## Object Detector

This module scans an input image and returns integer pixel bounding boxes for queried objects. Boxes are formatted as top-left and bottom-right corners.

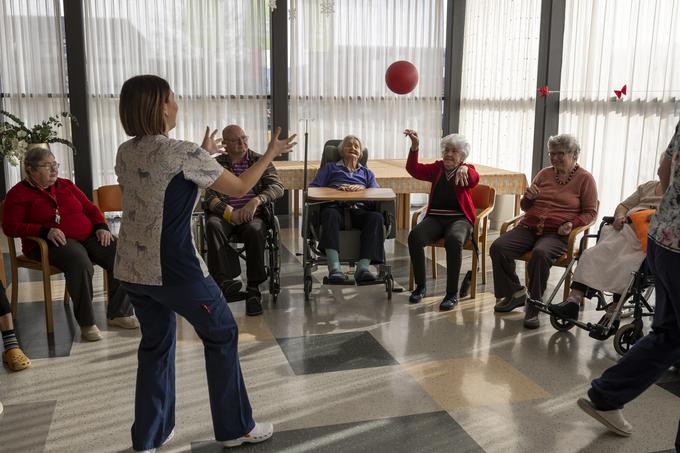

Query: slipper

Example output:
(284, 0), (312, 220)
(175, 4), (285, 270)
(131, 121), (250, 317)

(328, 270), (348, 283)
(3, 348), (32, 372)
(354, 268), (377, 283)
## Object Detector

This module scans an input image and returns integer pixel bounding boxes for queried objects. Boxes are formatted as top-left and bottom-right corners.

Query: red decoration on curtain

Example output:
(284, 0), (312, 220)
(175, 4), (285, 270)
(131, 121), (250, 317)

(538, 85), (550, 97)
(614, 84), (627, 99)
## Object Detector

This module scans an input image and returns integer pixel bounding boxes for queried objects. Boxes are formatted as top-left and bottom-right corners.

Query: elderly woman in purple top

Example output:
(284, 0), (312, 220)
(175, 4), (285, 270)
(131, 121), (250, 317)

(309, 135), (384, 283)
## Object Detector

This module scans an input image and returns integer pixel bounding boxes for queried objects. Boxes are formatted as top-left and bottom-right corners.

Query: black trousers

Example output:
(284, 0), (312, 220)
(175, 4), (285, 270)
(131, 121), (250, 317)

(27, 233), (132, 326)
(318, 205), (385, 263)
(205, 213), (267, 286)
(0, 284), (10, 317)
(408, 215), (472, 295)
(489, 225), (567, 300)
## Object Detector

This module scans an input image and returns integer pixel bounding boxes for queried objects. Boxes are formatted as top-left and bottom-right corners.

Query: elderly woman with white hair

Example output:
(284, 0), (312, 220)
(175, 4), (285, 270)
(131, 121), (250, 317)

(404, 129), (479, 311)
(490, 134), (598, 329)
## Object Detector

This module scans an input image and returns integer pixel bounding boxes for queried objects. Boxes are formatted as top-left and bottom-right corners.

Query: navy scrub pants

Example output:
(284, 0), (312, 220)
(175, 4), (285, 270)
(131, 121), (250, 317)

(589, 239), (680, 449)
(122, 276), (254, 451)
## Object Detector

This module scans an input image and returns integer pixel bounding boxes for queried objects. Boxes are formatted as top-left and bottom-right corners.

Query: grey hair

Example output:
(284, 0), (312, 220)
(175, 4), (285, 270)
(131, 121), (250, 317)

(338, 135), (364, 153)
(24, 147), (54, 173)
(440, 134), (470, 160)
(547, 134), (580, 158)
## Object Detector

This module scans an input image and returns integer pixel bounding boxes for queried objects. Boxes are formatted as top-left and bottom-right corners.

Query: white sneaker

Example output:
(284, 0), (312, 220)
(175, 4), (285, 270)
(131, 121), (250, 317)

(223, 422), (274, 447)
(108, 316), (140, 329)
(134, 428), (175, 453)
(81, 325), (103, 342)
(577, 397), (632, 436)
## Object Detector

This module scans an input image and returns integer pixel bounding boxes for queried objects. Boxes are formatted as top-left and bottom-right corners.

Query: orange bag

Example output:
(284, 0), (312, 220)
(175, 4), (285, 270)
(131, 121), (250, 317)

(627, 209), (655, 254)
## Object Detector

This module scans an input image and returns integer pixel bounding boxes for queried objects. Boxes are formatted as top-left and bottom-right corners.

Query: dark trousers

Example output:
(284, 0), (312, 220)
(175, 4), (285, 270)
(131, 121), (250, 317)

(590, 239), (680, 450)
(122, 276), (254, 451)
(205, 214), (267, 286)
(319, 205), (385, 263)
(28, 234), (132, 326)
(489, 225), (568, 300)
(408, 215), (472, 294)
(0, 284), (10, 317)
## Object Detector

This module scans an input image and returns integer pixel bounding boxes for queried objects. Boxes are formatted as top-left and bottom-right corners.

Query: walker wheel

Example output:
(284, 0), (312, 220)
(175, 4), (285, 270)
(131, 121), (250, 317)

(550, 315), (575, 332)
(304, 276), (313, 300)
(385, 276), (394, 300)
(614, 323), (643, 356)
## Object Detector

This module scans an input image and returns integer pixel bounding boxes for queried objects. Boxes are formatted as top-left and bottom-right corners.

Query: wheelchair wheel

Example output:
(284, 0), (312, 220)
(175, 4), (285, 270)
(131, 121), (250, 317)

(385, 276), (393, 300)
(614, 323), (643, 356)
(550, 315), (575, 332)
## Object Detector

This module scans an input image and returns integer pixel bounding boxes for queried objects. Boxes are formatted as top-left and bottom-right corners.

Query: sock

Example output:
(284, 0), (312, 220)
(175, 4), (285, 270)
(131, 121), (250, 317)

(246, 283), (261, 295)
(513, 287), (527, 298)
(326, 249), (341, 273)
(357, 258), (371, 271)
(2, 329), (19, 352)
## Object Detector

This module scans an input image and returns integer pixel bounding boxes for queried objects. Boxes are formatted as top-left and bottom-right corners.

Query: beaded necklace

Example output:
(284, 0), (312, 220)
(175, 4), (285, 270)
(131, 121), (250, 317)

(554, 163), (579, 185)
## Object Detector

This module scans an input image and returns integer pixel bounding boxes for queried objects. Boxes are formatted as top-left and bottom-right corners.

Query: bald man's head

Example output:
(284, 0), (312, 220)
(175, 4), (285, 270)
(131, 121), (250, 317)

(222, 124), (249, 162)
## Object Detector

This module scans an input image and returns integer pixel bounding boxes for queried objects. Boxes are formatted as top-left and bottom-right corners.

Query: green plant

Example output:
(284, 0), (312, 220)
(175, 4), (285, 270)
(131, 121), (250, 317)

(0, 110), (77, 166)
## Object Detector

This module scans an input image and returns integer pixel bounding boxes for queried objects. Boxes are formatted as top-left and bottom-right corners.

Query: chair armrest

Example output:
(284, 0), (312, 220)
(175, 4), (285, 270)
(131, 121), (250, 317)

(411, 205), (427, 229)
(565, 223), (593, 260)
(500, 214), (525, 235)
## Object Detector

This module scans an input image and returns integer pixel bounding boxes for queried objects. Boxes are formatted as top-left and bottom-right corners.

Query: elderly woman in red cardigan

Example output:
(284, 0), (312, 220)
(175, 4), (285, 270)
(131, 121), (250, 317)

(2, 147), (137, 341)
(405, 129), (479, 311)
(490, 134), (598, 329)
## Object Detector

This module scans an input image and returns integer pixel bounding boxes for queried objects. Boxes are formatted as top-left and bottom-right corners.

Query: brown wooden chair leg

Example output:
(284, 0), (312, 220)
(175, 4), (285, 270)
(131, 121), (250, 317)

(431, 246), (437, 279)
(42, 272), (54, 334)
(481, 218), (488, 284)
(471, 251), (478, 299)
(10, 262), (19, 320)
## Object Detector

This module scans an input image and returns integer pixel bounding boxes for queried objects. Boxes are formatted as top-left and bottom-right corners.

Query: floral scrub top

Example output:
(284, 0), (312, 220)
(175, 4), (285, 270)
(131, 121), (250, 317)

(649, 120), (680, 253)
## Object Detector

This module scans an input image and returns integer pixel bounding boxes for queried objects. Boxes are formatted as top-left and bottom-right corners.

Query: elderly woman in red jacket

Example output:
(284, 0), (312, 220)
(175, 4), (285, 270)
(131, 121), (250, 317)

(2, 147), (137, 341)
(405, 129), (479, 311)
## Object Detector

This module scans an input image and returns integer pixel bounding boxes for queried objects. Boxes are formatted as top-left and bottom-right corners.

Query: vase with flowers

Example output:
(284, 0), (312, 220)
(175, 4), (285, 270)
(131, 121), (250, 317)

(0, 110), (77, 166)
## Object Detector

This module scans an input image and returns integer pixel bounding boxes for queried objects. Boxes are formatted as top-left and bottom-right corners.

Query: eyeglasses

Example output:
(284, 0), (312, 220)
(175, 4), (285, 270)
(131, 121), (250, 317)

(225, 135), (249, 144)
(37, 162), (60, 170)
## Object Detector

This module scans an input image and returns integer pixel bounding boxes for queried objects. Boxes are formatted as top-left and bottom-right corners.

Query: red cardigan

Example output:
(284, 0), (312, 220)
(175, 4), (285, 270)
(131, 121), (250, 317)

(406, 150), (479, 224)
(3, 178), (107, 255)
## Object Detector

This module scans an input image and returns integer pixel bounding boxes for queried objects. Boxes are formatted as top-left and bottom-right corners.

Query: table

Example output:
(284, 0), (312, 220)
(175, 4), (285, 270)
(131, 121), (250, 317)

(307, 187), (397, 202)
(274, 159), (528, 228)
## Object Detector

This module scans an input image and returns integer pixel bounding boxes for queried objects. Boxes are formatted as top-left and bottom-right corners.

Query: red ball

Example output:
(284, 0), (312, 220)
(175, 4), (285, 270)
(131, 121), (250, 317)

(385, 60), (419, 95)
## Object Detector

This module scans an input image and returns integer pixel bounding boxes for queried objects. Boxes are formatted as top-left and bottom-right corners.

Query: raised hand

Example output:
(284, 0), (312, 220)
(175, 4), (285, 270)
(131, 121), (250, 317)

(404, 129), (419, 151)
(454, 165), (469, 186)
(201, 127), (223, 155)
(266, 127), (298, 158)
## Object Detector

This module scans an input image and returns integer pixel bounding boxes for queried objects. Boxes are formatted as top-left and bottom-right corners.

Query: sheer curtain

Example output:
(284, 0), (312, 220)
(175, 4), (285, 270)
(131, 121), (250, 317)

(560, 0), (680, 218)
(83, 0), (270, 187)
(0, 0), (74, 191)
(459, 0), (541, 179)
(288, 0), (447, 162)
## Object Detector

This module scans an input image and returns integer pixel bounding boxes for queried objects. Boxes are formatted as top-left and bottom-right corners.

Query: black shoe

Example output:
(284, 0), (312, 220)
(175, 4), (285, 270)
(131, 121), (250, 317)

(409, 285), (427, 304)
(245, 288), (263, 317)
(221, 280), (242, 298)
(355, 268), (377, 283)
(328, 270), (348, 283)
(523, 303), (540, 329)
(494, 292), (527, 313)
(548, 299), (580, 320)
(439, 294), (459, 311)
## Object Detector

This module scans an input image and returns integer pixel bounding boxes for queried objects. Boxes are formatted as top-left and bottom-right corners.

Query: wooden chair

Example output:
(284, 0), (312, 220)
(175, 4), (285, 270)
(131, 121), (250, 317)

(499, 202), (599, 301)
(1, 201), (70, 334)
(408, 184), (496, 299)
(92, 185), (122, 298)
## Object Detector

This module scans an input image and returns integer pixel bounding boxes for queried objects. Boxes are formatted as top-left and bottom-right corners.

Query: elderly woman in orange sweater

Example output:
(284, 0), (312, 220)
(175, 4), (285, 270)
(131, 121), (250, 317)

(490, 134), (598, 329)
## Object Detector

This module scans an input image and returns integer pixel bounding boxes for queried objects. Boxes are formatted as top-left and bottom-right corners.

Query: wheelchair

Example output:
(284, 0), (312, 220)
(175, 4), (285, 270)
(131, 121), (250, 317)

(194, 201), (281, 303)
(528, 216), (655, 355)
(301, 140), (397, 301)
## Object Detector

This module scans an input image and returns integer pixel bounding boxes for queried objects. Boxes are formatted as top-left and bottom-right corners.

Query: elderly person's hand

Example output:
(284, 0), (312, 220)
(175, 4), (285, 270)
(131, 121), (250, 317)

(612, 215), (626, 231)
(201, 127), (223, 155)
(557, 222), (573, 236)
(47, 228), (67, 247)
(96, 229), (114, 247)
(454, 166), (469, 186)
(524, 183), (540, 200)
(338, 184), (365, 192)
(238, 197), (260, 223)
(230, 209), (245, 225)
(404, 129), (419, 151)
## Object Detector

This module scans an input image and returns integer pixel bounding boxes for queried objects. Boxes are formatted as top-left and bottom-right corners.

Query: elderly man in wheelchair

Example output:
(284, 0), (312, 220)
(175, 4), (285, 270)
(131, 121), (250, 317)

(203, 124), (284, 316)
(308, 135), (387, 284)
(548, 177), (663, 340)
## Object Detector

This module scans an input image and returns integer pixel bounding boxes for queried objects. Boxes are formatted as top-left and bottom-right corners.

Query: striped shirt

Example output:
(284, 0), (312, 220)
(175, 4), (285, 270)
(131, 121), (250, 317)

(228, 157), (258, 210)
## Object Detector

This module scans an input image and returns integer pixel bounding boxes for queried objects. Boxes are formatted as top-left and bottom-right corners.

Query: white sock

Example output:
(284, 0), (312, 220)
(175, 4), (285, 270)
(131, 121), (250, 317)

(512, 287), (527, 298)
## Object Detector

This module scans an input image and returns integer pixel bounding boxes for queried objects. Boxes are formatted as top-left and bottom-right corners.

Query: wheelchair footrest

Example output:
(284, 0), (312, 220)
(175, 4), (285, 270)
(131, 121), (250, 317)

(322, 277), (356, 286)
